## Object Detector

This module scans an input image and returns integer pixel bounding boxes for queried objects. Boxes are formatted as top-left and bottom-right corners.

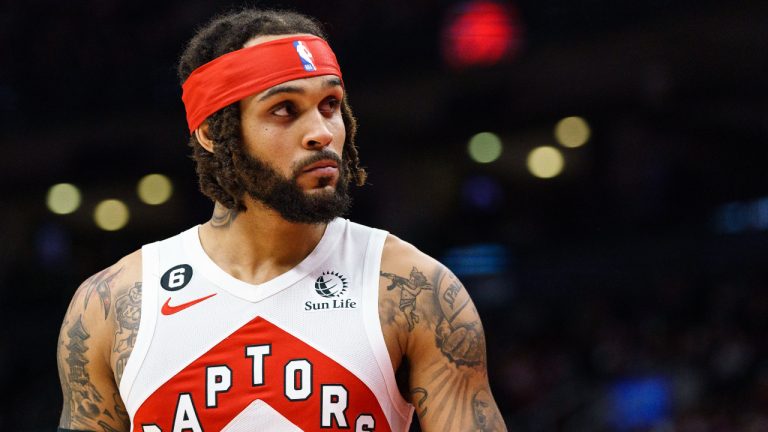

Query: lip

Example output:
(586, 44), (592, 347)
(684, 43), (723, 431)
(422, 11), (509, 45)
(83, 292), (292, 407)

(302, 159), (339, 173)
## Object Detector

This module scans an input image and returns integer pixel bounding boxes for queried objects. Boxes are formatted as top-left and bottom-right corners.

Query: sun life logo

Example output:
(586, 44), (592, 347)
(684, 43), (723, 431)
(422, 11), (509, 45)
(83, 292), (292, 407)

(314, 271), (348, 298)
(293, 40), (316, 72)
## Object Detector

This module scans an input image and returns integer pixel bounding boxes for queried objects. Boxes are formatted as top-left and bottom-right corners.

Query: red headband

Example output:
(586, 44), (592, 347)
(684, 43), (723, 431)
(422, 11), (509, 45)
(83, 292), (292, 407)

(181, 35), (343, 133)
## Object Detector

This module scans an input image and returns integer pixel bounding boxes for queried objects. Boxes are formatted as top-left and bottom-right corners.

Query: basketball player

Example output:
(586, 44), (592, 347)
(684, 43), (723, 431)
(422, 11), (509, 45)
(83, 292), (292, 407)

(56, 9), (505, 432)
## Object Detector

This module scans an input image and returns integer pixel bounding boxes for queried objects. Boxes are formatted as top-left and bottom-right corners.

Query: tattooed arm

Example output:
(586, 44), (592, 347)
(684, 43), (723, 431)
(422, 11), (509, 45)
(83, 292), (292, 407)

(380, 237), (506, 431)
(57, 250), (142, 431)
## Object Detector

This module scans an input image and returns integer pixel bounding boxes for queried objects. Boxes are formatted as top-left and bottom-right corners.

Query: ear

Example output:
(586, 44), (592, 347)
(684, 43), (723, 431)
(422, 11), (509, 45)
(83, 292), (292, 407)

(194, 122), (215, 153)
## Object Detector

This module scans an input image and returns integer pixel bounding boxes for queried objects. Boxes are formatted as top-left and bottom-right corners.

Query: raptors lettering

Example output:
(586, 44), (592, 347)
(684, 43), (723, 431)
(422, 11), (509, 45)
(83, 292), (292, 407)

(132, 317), (389, 431)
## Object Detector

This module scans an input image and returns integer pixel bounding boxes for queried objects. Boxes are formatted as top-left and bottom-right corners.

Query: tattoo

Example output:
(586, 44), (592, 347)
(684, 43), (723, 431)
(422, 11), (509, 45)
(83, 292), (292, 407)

(83, 267), (122, 320)
(442, 277), (462, 309)
(113, 282), (142, 383)
(211, 202), (238, 228)
(97, 420), (121, 432)
(410, 387), (429, 418)
(381, 266), (485, 367)
(410, 369), (474, 429)
(64, 316), (104, 421)
(382, 264), (504, 430)
(113, 392), (129, 424)
(58, 317), (73, 426)
(435, 318), (484, 367)
(60, 274), (135, 431)
(380, 267), (433, 330)
(433, 269), (485, 367)
(472, 389), (504, 431)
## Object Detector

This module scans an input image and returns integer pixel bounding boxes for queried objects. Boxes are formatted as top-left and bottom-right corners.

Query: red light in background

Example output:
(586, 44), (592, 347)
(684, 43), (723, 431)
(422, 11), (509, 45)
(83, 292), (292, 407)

(442, 0), (523, 68)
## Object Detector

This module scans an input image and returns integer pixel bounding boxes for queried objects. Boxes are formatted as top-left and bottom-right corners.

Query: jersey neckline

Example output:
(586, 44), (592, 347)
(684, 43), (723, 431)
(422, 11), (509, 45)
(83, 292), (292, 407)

(182, 218), (346, 302)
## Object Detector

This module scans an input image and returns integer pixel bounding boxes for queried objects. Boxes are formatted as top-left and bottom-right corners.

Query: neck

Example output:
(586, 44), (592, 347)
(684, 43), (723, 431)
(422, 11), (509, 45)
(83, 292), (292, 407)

(198, 200), (328, 285)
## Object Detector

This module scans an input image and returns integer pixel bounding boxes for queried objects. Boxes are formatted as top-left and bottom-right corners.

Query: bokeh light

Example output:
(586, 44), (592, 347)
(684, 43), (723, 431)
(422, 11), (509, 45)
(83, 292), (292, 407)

(442, 0), (523, 68)
(527, 146), (565, 178)
(442, 243), (511, 277)
(94, 199), (130, 231)
(555, 116), (591, 148)
(46, 183), (82, 215)
(137, 173), (173, 205)
(468, 132), (503, 163)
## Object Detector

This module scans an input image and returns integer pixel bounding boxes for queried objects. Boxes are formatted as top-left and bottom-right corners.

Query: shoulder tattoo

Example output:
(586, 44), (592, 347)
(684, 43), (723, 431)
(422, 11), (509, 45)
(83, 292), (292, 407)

(380, 266), (486, 368)
(82, 267), (123, 320)
(381, 267), (433, 330)
(113, 282), (142, 383)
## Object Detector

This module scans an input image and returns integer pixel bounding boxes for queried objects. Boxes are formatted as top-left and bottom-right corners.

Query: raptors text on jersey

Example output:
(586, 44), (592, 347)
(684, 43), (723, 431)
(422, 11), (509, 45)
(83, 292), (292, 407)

(133, 317), (386, 431)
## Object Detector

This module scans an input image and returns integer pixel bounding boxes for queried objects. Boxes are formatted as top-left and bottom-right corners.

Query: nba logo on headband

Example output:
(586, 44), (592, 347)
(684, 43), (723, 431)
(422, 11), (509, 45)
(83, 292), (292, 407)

(293, 41), (316, 72)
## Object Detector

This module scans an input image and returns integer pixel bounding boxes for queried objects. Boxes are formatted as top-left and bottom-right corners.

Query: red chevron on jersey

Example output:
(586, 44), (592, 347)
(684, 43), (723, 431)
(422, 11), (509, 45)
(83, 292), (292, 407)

(132, 316), (389, 431)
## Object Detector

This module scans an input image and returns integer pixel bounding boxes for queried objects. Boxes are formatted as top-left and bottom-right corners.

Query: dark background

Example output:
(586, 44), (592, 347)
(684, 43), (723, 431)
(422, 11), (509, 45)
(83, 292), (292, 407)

(2, 0), (768, 430)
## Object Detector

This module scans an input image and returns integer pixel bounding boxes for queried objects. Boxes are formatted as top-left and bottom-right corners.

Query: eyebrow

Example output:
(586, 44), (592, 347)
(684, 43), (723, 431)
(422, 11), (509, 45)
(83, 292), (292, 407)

(258, 77), (343, 102)
(323, 77), (343, 88)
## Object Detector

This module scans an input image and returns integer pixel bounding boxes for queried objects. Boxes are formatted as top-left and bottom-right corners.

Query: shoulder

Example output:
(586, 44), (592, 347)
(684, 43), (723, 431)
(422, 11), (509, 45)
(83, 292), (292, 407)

(379, 233), (443, 329)
(379, 234), (485, 364)
(379, 232), (452, 314)
(60, 249), (143, 355)
(65, 250), (142, 317)
(381, 233), (439, 273)
(66, 249), (143, 323)
(57, 249), (142, 429)
(58, 249), (144, 371)
(380, 233), (455, 301)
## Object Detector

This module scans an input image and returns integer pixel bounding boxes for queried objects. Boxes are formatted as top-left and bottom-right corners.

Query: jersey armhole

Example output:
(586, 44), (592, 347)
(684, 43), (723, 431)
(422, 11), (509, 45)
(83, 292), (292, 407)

(118, 241), (160, 418)
(361, 230), (415, 426)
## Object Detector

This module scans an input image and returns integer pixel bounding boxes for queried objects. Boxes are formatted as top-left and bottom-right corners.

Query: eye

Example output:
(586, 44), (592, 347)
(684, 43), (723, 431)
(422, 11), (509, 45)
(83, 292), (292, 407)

(271, 102), (297, 117)
(319, 97), (341, 115)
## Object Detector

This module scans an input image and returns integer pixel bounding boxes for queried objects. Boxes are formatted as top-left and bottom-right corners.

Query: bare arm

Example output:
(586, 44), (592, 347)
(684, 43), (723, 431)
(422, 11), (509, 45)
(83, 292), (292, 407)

(57, 252), (141, 431)
(380, 239), (506, 431)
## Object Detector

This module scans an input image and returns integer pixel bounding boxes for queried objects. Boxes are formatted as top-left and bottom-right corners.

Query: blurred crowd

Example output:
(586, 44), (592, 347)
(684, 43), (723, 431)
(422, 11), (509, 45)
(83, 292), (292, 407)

(481, 244), (768, 431)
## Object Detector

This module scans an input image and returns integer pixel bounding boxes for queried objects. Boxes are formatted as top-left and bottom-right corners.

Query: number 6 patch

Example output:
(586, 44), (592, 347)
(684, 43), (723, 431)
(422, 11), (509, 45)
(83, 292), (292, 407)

(161, 264), (194, 291)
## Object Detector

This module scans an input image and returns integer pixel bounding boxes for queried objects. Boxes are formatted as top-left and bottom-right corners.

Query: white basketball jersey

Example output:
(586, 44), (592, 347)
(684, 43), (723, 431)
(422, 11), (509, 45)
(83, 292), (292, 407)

(119, 218), (414, 431)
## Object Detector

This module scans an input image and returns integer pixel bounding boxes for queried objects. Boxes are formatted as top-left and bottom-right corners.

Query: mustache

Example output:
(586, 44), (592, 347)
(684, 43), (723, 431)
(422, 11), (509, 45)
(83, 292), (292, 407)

(292, 150), (343, 176)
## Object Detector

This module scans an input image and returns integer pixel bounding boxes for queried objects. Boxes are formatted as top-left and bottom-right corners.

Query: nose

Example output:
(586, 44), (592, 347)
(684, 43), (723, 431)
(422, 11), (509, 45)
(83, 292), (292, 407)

(302, 110), (334, 150)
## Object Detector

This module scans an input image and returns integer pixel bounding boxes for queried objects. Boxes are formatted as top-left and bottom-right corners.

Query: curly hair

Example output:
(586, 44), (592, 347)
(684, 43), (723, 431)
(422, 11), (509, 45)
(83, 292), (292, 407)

(178, 9), (366, 212)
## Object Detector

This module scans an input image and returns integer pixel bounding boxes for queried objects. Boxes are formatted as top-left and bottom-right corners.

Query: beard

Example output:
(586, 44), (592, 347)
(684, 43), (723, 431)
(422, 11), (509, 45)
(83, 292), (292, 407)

(234, 149), (351, 224)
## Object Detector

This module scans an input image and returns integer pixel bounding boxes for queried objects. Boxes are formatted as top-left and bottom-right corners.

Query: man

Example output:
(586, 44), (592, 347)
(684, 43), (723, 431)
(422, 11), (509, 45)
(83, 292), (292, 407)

(57, 9), (505, 432)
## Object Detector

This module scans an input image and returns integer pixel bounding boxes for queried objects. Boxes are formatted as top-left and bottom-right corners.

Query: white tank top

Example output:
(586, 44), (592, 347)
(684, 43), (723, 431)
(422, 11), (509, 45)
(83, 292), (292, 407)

(119, 218), (414, 431)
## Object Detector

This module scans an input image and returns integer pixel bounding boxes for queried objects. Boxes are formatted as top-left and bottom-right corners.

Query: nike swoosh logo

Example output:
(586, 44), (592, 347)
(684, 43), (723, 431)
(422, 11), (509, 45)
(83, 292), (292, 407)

(161, 293), (217, 315)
